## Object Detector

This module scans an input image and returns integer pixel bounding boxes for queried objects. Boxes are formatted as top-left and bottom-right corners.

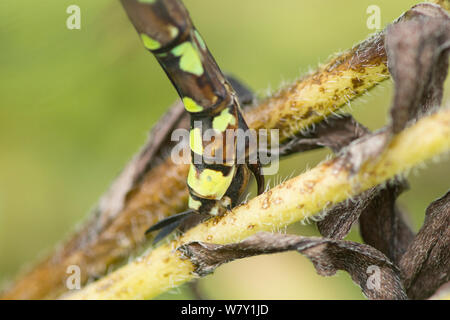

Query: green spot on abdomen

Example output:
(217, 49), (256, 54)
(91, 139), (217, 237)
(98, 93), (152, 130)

(168, 26), (179, 39)
(187, 164), (235, 200)
(171, 42), (204, 76)
(190, 128), (204, 154)
(140, 33), (161, 50)
(183, 97), (204, 113)
(212, 108), (236, 132)
(188, 196), (202, 211)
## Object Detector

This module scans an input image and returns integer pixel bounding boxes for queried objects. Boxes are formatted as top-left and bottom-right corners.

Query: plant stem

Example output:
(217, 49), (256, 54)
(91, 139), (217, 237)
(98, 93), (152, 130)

(66, 108), (450, 300)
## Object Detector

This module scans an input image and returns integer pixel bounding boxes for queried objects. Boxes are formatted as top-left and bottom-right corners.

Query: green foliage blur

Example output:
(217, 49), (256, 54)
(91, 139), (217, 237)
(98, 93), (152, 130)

(0, 0), (448, 299)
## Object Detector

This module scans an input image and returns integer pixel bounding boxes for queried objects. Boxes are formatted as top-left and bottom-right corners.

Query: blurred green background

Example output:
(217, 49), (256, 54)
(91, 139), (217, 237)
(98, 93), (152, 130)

(0, 0), (448, 299)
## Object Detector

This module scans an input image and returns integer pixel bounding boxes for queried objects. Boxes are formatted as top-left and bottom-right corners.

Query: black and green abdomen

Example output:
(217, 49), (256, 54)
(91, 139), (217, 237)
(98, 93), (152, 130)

(122, 0), (262, 217)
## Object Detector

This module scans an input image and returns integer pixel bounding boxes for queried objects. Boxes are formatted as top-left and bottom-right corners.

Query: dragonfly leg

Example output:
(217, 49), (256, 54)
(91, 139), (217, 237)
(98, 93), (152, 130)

(248, 162), (265, 196)
(152, 218), (187, 244)
(145, 210), (194, 235)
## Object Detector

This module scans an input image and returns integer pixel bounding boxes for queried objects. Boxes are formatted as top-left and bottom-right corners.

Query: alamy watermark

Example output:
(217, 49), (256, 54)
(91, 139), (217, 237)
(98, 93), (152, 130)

(366, 265), (381, 291)
(66, 5), (81, 30)
(366, 5), (381, 30)
(66, 265), (81, 290)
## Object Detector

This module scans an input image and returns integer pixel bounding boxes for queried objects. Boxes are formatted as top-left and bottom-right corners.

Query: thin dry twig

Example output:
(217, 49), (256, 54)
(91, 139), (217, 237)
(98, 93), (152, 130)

(179, 232), (408, 300)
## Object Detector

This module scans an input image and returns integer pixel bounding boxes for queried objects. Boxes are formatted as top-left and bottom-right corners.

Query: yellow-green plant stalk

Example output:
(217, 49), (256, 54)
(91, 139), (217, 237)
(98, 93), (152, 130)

(431, 0), (450, 11)
(66, 108), (450, 300)
(246, 34), (388, 143)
